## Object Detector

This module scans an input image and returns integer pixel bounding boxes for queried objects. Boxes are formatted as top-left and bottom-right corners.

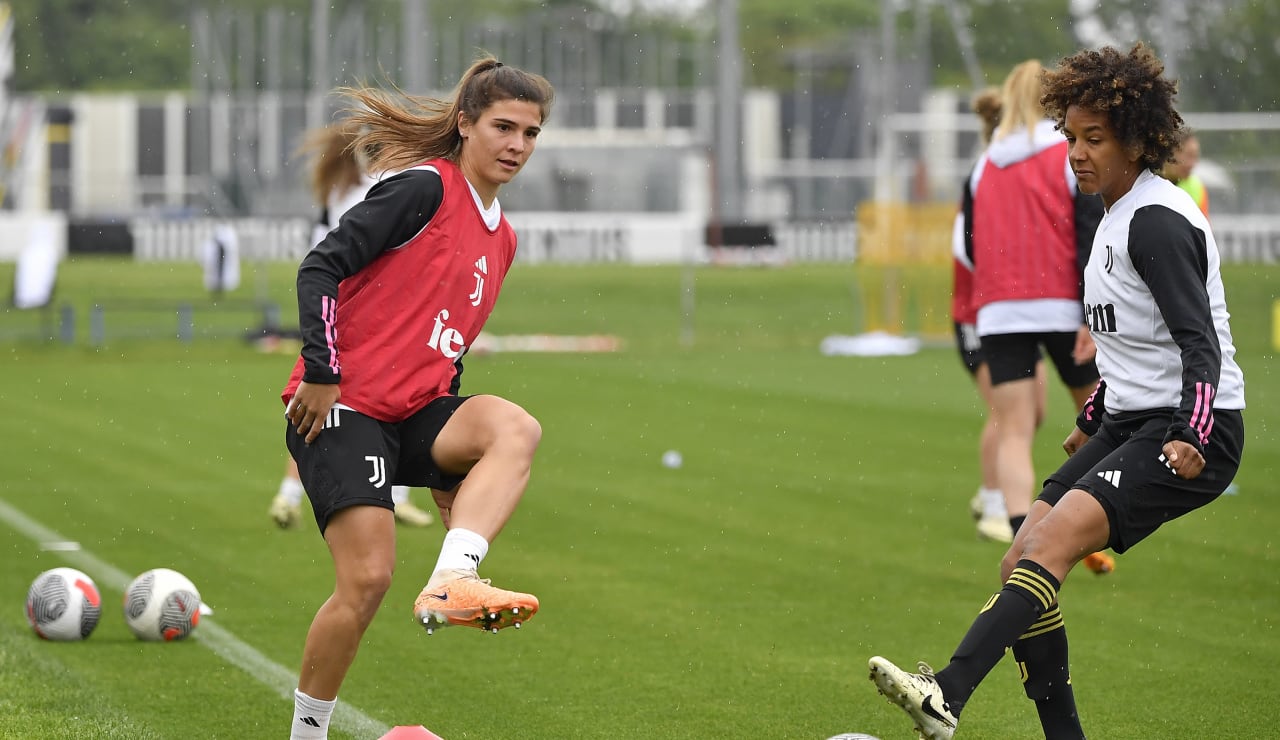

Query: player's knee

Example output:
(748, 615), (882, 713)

(999, 549), (1021, 582)
(342, 563), (394, 617)
(498, 405), (542, 456)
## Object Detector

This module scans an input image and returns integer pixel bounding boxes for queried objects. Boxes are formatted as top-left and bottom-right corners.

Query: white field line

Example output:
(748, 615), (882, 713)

(0, 497), (390, 739)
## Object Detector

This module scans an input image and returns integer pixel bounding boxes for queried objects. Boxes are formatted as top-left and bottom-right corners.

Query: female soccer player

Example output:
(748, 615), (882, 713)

(868, 42), (1246, 740)
(280, 57), (554, 740)
(951, 85), (1048, 544)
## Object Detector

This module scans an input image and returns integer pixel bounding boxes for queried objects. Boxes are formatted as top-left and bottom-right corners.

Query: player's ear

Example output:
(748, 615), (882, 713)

(1124, 141), (1144, 165)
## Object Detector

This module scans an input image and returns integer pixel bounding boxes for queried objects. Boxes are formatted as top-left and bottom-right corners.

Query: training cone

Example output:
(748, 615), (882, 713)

(379, 726), (444, 740)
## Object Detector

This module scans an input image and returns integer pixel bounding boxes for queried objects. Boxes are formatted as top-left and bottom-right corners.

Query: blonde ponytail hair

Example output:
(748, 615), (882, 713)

(995, 59), (1047, 142)
(295, 120), (366, 206)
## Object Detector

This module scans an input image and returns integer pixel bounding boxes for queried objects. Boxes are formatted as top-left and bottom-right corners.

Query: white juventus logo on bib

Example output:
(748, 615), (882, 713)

(469, 256), (488, 307)
(365, 456), (387, 488)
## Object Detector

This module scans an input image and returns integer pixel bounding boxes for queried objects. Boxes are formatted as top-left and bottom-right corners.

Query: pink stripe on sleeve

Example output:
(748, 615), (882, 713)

(322, 296), (340, 373)
(1191, 382), (1215, 445)
(1189, 382), (1205, 430)
(1197, 384), (1215, 444)
(1083, 383), (1100, 421)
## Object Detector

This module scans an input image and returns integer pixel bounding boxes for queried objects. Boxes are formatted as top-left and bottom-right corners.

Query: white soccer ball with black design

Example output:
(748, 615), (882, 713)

(25, 567), (102, 641)
(123, 568), (202, 642)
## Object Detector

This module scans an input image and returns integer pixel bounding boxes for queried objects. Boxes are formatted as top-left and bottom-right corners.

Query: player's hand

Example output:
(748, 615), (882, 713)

(431, 485), (459, 530)
(1063, 426), (1090, 456)
(286, 381), (341, 444)
(1162, 440), (1206, 480)
(1072, 326), (1097, 364)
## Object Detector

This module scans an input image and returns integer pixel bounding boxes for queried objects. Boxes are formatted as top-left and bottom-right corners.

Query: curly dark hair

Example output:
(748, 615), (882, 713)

(1040, 42), (1183, 172)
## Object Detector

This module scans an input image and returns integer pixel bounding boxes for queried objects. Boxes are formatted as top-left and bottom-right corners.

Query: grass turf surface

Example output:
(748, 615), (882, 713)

(0, 258), (1277, 739)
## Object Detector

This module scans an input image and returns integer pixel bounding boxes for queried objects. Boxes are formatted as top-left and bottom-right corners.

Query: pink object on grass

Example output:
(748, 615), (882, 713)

(378, 726), (445, 740)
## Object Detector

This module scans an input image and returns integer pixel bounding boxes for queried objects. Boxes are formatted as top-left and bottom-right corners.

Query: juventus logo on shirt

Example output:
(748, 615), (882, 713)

(1104, 244), (1114, 273)
(469, 256), (488, 307)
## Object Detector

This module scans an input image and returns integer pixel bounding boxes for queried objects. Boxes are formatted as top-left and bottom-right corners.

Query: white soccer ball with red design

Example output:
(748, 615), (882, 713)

(123, 568), (202, 642)
(25, 567), (102, 641)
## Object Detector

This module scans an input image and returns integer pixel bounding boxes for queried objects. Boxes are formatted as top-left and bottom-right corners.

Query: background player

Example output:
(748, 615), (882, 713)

(952, 85), (1048, 543)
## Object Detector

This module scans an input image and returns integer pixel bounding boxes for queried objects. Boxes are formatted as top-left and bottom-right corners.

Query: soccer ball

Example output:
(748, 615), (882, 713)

(25, 567), (102, 641)
(123, 568), (202, 642)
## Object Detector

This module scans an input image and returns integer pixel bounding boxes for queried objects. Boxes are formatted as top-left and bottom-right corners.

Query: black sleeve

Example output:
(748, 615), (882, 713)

(1075, 379), (1107, 435)
(1072, 187), (1103, 296)
(961, 179), (976, 267)
(297, 168), (445, 384)
(1128, 204), (1219, 454)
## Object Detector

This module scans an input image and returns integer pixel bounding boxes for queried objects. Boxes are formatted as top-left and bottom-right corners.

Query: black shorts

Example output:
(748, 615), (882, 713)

(981, 331), (1099, 388)
(954, 322), (983, 376)
(285, 395), (471, 533)
(1037, 408), (1244, 553)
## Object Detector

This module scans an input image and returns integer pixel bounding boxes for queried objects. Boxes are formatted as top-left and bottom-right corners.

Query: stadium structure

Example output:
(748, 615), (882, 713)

(2, 1), (1280, 336)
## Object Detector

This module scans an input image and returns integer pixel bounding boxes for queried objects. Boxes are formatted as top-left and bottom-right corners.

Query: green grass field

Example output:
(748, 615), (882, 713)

(1, 258), (1277, 739)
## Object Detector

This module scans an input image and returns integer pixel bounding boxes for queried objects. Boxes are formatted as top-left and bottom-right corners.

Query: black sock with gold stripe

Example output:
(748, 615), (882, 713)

(934, 559), (1061, 715)
(1014, 606), (1084, 740)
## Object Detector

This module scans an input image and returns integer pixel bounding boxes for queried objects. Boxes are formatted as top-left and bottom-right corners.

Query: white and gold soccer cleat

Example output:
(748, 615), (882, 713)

(393, 499), (435, 528)
(868, 656), (958, 740)
(268, 494), (301, 529)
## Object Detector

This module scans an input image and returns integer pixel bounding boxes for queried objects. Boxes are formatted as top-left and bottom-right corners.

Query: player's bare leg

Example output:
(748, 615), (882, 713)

(298, 505), (396, 698)
(989, 377), (1040, 523)
(971, 364), (1012, 541)
(413, 395), (542, 634)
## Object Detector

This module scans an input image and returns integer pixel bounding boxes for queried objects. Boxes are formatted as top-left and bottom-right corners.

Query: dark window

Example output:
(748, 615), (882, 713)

(137, 105), (165, 176)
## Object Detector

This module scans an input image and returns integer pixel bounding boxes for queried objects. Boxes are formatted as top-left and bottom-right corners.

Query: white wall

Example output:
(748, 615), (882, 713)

(71, 94), (136, 213)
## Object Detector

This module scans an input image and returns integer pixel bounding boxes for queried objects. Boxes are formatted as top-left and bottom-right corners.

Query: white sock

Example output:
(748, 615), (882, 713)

(432, 527), (489, 576)
(979, 486), (1007, 518)
(278, 476), (305, 506)
(391, 485), (410, 506)
(290, 689), (335, 740)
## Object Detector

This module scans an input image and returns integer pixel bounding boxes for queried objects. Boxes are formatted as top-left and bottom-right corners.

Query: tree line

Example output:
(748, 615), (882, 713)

(12, 0), (1278, 111)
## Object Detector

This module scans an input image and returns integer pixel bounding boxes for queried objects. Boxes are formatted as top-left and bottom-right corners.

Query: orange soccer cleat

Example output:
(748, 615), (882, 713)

(413, 569), (539, 635)
(1082, 551), (1115, 575)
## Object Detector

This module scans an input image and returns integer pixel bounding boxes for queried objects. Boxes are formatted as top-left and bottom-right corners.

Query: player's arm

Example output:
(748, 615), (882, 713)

(295, 169), (445, 386)
(961, 163), (983, 269)
(1074, 379), (1107, 435)
(1129, 205), (1220, 470)
(956, 179), (976, 269)
(1065, 379), (1106, 455)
